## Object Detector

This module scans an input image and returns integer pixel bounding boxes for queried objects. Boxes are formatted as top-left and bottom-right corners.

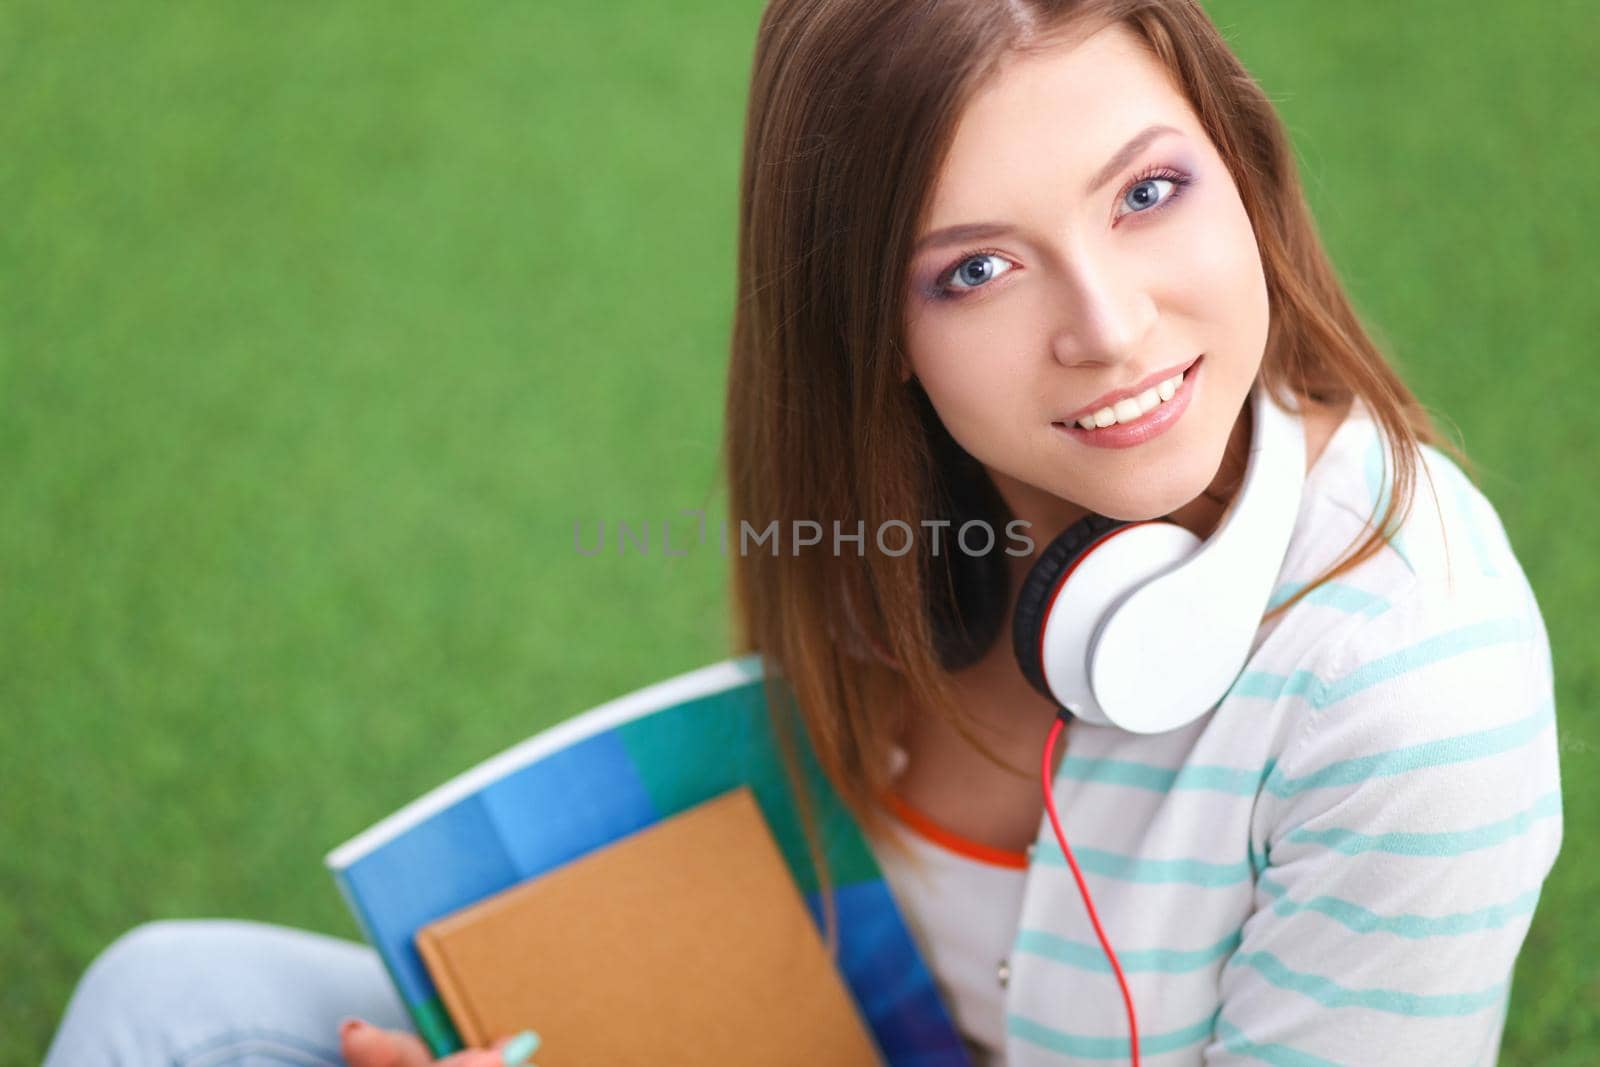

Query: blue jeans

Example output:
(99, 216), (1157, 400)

(43, 919), (418, 1066)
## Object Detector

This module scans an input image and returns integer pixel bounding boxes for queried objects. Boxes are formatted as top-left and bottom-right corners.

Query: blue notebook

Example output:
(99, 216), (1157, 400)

(323, 653), (974, 1064)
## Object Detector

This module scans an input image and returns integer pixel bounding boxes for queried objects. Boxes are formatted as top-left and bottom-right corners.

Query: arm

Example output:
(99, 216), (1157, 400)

(1204, 593), (1564, 1065)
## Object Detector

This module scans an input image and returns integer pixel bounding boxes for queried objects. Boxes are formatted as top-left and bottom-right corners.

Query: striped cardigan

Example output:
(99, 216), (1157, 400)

(998, 396), (1563, 1065)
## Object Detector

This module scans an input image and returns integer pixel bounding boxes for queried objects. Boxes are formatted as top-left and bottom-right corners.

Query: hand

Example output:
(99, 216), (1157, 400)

(339, 1017), (540, 1067)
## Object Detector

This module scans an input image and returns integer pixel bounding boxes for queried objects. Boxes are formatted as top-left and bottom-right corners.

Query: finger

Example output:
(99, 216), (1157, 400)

(339, 1017), (436, 1067)
(436, 1050), (510, 1066)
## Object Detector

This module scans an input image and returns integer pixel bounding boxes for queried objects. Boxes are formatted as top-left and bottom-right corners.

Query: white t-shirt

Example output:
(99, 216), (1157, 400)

(866, 766), (1029, 1067)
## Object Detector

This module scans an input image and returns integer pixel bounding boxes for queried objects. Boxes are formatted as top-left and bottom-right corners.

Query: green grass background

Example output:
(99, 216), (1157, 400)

(2, 2), (1594, 1063)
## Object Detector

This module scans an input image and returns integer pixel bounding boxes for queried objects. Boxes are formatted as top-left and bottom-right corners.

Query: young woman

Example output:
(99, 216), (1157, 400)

(720, 1), (1562, 1064)
(42, 2), (1562, 1065)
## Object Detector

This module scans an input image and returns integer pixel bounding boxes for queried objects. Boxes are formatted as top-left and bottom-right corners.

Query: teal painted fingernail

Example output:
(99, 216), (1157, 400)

(501, 1030), (540, 1066)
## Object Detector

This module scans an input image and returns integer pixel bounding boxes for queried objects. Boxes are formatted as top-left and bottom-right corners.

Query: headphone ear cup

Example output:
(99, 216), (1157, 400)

(1012, 513), (1129, 701)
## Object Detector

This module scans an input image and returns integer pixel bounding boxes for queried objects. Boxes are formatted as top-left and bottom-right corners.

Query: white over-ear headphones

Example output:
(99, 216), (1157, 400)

(1011, 379), (1306, 732)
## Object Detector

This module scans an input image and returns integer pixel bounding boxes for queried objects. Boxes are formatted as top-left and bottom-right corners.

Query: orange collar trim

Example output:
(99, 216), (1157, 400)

(880, 790), (1030, 870)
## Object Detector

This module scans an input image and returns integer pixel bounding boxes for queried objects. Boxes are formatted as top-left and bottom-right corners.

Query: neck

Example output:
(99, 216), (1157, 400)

(992, 395), (1254, 551)
(1161, 395), (1252, 541)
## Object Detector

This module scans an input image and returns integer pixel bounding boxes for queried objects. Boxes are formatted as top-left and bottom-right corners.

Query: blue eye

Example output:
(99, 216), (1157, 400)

(1115, 165), (1193, 220)
(1122, 177), (1175, 214)
(942, 252), (1014, 295)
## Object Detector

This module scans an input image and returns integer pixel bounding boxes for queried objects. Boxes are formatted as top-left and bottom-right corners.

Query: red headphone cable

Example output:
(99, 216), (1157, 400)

(1041, 709), (1141, 1066)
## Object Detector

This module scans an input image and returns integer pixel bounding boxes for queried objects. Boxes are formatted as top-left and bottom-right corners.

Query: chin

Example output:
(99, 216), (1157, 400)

(1076, 475), (1205, 524)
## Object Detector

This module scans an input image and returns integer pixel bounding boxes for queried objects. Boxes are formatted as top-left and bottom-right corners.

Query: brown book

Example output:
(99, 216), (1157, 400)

(414, 785), (886, 1066)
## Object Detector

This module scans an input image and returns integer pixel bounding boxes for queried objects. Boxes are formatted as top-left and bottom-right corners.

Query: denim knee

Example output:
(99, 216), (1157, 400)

(43, 917), (410, 1067)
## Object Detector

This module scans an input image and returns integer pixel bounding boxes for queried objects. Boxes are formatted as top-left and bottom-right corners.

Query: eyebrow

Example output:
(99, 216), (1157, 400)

(912, 123), (1185, 256)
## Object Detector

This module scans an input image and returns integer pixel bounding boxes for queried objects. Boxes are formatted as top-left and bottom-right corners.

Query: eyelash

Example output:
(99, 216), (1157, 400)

(928, 163), (1195, 302)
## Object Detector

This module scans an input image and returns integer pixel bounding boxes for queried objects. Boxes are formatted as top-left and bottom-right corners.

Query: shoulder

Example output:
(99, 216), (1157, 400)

(1304, 394), (1533, 609)
(1280, 570), (1554, 776)
(1273, 394), (1547, 659)
(1249, 543), (1563, 939)
(1259, 395), (1560, 818)
(1258, 530), (1558, 877)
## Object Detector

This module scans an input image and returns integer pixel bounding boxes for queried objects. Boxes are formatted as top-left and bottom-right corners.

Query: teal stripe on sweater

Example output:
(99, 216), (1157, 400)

(1013, 926), (1241, 974)
(1264, 693), (1555, 798)
(1213, 1015), (1342, 1066)
(1283, 790), (1561, 857)
(1258, 873), (1545, 937)
(1234, 614), (1532, 711)
(1033, 788), (1557, 889)
(1228, 668), (1328, 703)
(1226, 949), (1508, 1016)
(1055, 753), (1267, 795)
(1320, 615), (1532, 706)
(1007, 1005), (1218, 1059)
(1016, 877), (1544, 975)
(1032, 842), (1253, 887)
(1053, 682), (1550, 803)
(1266, 579), (1393, 617)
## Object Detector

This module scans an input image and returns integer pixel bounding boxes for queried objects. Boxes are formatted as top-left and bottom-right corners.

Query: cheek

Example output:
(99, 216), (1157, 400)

(906, 328), (1032, 451)
(912, 351), (994, 428)
(1168, 184), (1268, 325)
(905, 288), (1042, 397)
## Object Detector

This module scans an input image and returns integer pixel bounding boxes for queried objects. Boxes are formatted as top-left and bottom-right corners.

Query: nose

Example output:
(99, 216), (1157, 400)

(1046, 250), (1158, 369)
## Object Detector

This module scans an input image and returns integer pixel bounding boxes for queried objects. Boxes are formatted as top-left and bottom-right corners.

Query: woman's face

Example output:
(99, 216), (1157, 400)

(902, 22), (1268, 537)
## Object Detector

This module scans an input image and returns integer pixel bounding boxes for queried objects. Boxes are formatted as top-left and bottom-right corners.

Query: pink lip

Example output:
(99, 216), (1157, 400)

(1058, 355), (1202, 424)
(1052, 356), (1200, 450)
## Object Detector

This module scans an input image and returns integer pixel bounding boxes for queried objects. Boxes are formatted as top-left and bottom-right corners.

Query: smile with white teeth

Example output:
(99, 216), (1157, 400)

(1073, 369), (1186, 430)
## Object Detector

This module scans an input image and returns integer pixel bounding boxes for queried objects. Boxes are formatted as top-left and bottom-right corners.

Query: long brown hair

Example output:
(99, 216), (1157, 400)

(720, 0), (1466, 948)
